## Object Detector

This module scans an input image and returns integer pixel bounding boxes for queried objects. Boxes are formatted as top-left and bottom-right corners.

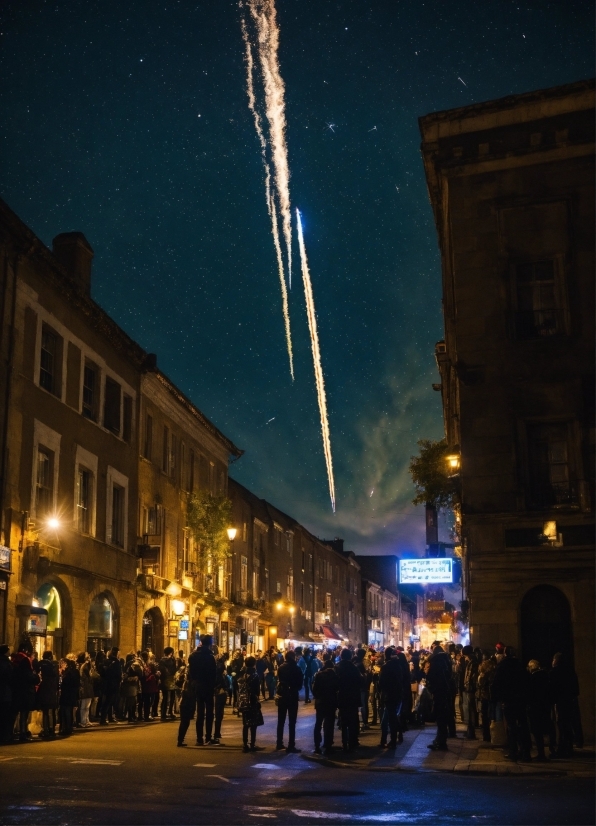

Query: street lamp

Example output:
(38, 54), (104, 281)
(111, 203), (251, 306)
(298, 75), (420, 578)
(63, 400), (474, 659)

(47, 517), (60, 530)
(227, 527), (237, 541)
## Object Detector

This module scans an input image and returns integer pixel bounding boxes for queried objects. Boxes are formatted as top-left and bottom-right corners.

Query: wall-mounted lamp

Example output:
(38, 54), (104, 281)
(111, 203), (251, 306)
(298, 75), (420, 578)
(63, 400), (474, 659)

(227, 527), (237, 541)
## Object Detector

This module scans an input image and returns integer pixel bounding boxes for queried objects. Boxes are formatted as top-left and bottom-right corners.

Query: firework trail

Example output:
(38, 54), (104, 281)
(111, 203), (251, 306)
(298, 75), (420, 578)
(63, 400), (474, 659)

(241, 17), (294, 379)
(245, 0), (293, 286)
(296, 209), (336, 513)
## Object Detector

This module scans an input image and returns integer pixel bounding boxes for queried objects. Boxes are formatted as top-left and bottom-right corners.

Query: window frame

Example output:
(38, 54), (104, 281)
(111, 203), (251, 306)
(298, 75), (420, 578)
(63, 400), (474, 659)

(74, 445), (98, 537)
(106, 466), (129, 550)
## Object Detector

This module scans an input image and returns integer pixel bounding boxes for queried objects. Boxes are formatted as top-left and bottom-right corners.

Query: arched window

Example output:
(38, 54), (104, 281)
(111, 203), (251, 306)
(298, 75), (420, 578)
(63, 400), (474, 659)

(34, 582), (64, 658)
(87, 593), (116, 655)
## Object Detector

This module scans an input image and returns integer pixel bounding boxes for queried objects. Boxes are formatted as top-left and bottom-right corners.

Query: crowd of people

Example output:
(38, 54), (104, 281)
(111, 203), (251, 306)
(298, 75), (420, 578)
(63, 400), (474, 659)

(0, 635), (584, 763)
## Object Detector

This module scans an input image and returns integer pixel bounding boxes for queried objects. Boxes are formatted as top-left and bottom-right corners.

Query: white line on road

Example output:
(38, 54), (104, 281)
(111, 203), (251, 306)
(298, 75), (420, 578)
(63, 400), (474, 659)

(251, 763), (281, 770)
(68, 759), (123, 765)
(193, 763), (217, 767)
(205, 774), (238, 784)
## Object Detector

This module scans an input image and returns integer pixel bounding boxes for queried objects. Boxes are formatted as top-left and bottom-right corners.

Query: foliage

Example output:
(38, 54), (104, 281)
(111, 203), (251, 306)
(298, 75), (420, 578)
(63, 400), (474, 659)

(408, 438), (458, 509)
(186, 490), (232, 567)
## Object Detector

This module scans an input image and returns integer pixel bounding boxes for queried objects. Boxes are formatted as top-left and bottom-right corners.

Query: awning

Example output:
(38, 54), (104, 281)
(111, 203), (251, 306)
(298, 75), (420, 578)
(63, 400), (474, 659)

(320, 624), (342, 641)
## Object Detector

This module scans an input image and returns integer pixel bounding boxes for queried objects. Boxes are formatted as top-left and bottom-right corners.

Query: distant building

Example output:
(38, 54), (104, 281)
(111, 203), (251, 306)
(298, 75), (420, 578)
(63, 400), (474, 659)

(354, 554), (416, 648)
(420, 79), (595, 738)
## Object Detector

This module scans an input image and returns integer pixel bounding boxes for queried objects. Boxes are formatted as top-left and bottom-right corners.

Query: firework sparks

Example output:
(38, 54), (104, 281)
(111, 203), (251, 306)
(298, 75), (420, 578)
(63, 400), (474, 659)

(241, 18), (294, 379)
(247, 0), (293, 287)
(296, 209), (336, 512)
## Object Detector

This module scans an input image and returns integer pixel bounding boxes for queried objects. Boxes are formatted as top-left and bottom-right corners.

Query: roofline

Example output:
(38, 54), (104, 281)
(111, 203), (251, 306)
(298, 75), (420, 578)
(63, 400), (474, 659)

(419, 78), (595, 137)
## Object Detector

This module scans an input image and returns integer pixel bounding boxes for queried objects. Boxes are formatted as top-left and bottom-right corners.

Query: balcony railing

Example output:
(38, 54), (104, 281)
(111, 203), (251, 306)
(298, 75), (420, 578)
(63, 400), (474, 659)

(514, 309), (565, 340)
(232, 590), (264, 610)
(529, 481), (579, 509)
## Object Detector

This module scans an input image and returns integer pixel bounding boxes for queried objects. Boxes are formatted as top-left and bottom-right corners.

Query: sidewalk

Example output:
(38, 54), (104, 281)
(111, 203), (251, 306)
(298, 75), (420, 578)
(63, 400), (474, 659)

(302, 718), (595, 778)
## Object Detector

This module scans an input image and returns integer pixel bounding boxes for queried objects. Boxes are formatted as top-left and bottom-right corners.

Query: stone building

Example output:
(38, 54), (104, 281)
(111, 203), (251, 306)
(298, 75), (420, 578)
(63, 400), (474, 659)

(228, 480), (364, 650)
(136, 368), (242, 658)
(419, 79), (595, 738)
(0, 199), (145, 656)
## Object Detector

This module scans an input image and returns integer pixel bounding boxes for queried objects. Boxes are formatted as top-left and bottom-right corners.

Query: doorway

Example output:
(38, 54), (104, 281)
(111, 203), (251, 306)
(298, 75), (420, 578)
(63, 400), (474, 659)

(142, 607), (164, 658)
(520, 584), (573, 668)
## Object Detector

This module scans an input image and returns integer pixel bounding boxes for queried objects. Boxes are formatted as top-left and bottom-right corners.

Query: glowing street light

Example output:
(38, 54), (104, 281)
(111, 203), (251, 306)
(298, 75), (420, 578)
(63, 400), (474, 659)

(226, 527), (237, 541)
(47, 517), (60, 530)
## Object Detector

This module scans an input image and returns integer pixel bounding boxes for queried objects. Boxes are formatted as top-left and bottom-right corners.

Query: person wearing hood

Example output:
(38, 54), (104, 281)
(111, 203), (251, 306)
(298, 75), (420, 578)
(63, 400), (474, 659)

(0, 645), (13, 744)
(378, 648), (403, 749)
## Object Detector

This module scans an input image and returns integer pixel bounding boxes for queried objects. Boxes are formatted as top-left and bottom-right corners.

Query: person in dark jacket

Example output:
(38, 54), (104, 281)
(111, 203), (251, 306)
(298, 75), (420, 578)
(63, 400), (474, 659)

(256, 653), (270, 700)
(526, 659), (551, 761)
(11, 642), (38, 742)
(395, 649), (412, 732)
(335, 648), (361, 752)
(158, 647), (177, 721)
(188, 635), (217, 744)
(100, 647), (122, 724)
(275, 650), (303, 752)
(122, 653), (143, 723)
(549, 652), (580, 758)
(491, 646), (531, 761)
(213, 652), (229, 744)
(311, 653), (339, 754)
(353, 648), (371, 730)
(378, 648), (403, 749)
(238, 656), (264, 752)
(462, 646), (478, 740)
(426, 641), (452, 751)
(59, 658), (80, 736)
(37, 651), (59, 738)
(0, 645), (13, 744)
(229, 650), (245, 714)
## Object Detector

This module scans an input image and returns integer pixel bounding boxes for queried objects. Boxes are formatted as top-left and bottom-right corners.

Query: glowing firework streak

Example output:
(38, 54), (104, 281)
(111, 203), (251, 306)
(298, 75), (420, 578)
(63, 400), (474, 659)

(241, 18), (294, 379)
(296, 209), (336, 512)
(247, 0), (293, 287)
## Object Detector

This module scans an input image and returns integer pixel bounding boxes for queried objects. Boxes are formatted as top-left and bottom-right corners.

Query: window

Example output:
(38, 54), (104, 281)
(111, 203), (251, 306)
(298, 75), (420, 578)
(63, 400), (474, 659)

(103, 377), (121, 434)
(309, 553), (313, 572)
(287, 569), (293, 601)
(240, 556), (248, 591)
(36, 447), (54, 518)
(82, 361), (99, 420)
(527, 423), (577, 508)
(123, 395), (132, 442)
(162, 426), (169, 473)
(242, 521), (247, 542)
(40, 326), (61, 395)
(180, 443), (186, 490)
(276, 581), (281, 595)
(145, 503), (162, 536)
(325, 593), (331, 616)
(252, 569), (259, 600)
(514, 260), (565, 339)
(264, 567), (269, 599)
(77, 467), (92, 534)
(170, 433), (177, 480)
(189, 449), (195, 492)
(274, 528), (280, 547)
(110, 484), (125, 547)
(144, 415), (153, 460)
(301, 551), (305, 572)
(300, 582), (304, 606)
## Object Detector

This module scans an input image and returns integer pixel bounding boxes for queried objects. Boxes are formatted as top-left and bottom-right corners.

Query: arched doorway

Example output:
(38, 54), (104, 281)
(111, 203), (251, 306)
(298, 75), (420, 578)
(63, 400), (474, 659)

(142, 607), (164, 658)
(521, 585), (573, 669)
(34, 582), (65, 659)
(87, 592), (118, 655)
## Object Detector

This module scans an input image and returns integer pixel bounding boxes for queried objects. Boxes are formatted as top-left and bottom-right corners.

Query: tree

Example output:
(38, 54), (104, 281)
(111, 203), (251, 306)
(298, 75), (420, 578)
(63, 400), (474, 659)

(186, 490), (232, 568)
(408, 438), (459, 509)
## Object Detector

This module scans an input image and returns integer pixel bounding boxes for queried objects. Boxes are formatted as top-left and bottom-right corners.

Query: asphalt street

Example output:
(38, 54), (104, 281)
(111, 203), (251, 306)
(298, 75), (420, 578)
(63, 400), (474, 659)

(0, 703), (593, 826)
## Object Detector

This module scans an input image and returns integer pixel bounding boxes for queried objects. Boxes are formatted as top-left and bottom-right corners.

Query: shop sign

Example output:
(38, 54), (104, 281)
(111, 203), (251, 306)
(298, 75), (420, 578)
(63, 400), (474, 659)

(178, 630), (188, 640)
(426, 600), (446, 612)
(28, 609), (48, 637)
(168, 619), (179, 637)
(399, 558), (453, 584)
(0, 545), (11, 571)
(179, 619), (189, 630)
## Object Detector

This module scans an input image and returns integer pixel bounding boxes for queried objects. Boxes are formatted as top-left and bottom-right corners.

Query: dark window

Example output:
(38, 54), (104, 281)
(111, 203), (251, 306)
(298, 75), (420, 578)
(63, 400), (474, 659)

(82, 362), (98, 420)
(36, 447), (53, 517)
(77, 468), (92, 534)
(514, 260), (564, 339)
(103, 377), (121, 434)
(189, 450), (195, 493)
(527, 422), (578, 508)
(146, 504), (162, 536)
(122, 395), (132, 442)
(144, 415), (153, 460)
(162, 426), (169, 473)
(40, 327), (57, 393)
(111, 484), (124, 547)
(170, 434), (177, 480)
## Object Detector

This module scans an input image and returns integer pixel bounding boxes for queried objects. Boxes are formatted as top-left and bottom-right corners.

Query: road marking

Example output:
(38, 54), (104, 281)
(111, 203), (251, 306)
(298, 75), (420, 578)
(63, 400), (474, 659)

(205, 774), (238, 784)
(251, 763), (281, 770)
(68, 759), (123, 765)
(193, 763), (217, 767)
(0, 756), (15, 761)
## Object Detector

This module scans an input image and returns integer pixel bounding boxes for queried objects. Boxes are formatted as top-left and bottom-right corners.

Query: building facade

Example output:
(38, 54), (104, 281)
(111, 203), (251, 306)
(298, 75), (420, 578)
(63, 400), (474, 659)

(420, 80), (595, 738)
(0, 201), (145, 656)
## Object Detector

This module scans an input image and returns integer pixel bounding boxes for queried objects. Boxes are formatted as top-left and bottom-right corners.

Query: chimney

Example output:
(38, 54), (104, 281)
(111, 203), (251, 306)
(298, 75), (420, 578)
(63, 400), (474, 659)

(52, 232), (94, 295)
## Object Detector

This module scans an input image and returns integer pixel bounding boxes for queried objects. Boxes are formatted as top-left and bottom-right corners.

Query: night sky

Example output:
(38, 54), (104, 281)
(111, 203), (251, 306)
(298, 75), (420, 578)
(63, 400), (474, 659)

(1, 1), (593, 556)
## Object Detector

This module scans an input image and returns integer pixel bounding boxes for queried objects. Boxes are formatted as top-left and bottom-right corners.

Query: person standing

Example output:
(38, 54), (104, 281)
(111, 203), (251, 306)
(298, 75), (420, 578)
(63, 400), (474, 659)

(59, 657), (80, 737)
(299, 648), (317, 704)
(311, 653), (339, 755)
(491, 646), (531, 762)
(426, 640), (452, 751)
(549, 652), (580, 758)
(462, 646), (479, 740)
(213, 652), (229, 744)
(37, 651), (59, 739)
(229, 649), (244, 715)
(238, 656), (264, 752)
(275, 650), (303, 752)
(335, 648), (361, 752)
(100, 647), (122, 725)
(476, 651), (496, 743)
(526, 659), (551, 761)
(188, 635), (217, 745)
(10, 641), (38, 742)
(158, 647), (177, 721)
(353, 648), (371, 730)
(77, 653), (95, 728)
(378, 648), (403, 749)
